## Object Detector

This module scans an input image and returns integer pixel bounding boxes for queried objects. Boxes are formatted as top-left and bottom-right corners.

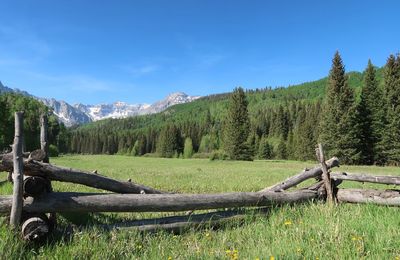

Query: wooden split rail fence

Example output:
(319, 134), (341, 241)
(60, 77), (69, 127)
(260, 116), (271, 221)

(0, 112), (399, 242)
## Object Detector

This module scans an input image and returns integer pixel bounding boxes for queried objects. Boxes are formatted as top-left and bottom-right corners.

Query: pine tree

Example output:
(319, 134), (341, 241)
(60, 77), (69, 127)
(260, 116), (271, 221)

(319, 51), (361, 164)
(199, 135), (211, 153)
(379, 54), (400, 165)
(276, 138), (287, 159)
(131, 140), (140, 156)
(257, 135), (273, 159)
(273, 105), (289, 139)
(296, 103), (320, 160)
(286, 130), (295, 159)
(223, 87), (253, 160)
(157, 123), (181, 158)
(357, 60), (384, 164)
(183, 137), (194, 158)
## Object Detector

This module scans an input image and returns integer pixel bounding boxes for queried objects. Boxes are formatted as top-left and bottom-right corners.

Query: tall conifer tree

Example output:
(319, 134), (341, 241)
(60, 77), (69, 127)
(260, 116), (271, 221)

(379, 54), (400, 165)
(223, 87), (253, 160)
(157, 123), (181, 158)
(357, 60), (384, 164)
(319, 51), (361, 163)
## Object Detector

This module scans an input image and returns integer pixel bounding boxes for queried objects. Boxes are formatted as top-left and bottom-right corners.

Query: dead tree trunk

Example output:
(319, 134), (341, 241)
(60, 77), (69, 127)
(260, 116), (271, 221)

(10, 112), (24, 229)
(331, 173), (400, 186)
(21, 214), (50, 242)
(40, 114), (49, 163)
(100, 209), (261, 233)
(39, 114), (57, 232)
(260, 157), (339, 192)
(23, 176), (51, 198)
(107, 214), (246, 233)
(336, 188), (400, 206)
(316, 144), (334, 203)
(0, 189), (320, 214)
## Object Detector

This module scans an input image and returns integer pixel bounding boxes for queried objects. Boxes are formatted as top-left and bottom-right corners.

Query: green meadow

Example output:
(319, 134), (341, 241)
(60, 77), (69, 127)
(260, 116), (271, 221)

(1, 155), (399, 259)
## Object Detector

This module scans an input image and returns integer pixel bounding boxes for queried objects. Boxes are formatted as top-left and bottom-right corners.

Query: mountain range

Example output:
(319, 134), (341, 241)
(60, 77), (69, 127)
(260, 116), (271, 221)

(0, 81), (200, 126)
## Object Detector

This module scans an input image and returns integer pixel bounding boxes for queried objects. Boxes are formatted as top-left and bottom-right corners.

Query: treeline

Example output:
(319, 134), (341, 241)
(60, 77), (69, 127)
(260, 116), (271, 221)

(67, 52), (399, 165)
(0, 93), (69, 154)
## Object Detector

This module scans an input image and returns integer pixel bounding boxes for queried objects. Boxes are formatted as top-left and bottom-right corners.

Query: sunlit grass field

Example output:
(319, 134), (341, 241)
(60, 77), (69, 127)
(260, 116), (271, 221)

(1, 155), (399, 259)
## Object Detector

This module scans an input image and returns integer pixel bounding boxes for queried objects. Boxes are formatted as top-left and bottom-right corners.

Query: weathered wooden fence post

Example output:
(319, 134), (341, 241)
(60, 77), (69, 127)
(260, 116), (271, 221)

(10, 111), (24, 229)
(40, 114), (49, 163)
(316, 143), (334, 204)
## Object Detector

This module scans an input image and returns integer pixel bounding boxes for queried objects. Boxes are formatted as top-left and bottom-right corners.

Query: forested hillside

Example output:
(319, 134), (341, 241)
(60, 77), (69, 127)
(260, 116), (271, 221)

(67, 52), (400, 165)
(0, 93), (68, 154)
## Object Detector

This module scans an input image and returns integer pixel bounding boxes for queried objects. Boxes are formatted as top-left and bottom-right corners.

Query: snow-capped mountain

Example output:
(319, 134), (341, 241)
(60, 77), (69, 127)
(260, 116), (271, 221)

(1, 81), (200, 126)
(0, 80), (200, 126)
(141, 92), (199, 114)
(75, 102), (151, 121)
(73, 92), (200, 122)
(40, 98), (92, 126)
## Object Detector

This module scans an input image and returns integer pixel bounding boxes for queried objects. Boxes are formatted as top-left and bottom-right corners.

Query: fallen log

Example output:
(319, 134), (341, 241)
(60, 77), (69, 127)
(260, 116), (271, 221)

(0, 189), (320, 214)
(331, 172), (400, 186)
(21, 214), (50, 242)
(100, 208), (264, 233)
(110, 215), (245, 233)
(23, 176), (51, 198)
(260, 157), (339, 192)
(1, 157), (168, 194)
(336, 188), (400, 206)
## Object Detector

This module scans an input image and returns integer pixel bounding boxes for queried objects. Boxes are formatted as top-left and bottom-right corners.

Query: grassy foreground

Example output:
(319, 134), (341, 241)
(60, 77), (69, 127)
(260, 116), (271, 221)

(0, 155), (399, 259)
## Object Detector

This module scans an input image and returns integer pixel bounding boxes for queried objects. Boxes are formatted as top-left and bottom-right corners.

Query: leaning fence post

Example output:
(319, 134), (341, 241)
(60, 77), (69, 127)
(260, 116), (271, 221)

(39, 113), (56, 236)
(316, 143), (334, 204)
(10, 111), (24, 229)
(40, 114), (49, 163)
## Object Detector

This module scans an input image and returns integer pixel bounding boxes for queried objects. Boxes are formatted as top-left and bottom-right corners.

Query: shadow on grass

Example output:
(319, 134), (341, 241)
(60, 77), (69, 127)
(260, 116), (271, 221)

(26, 204), (308, 247)
(59, 212), (122, 226)
(99, 207), (273, 234)
(49, 206), (278, 242)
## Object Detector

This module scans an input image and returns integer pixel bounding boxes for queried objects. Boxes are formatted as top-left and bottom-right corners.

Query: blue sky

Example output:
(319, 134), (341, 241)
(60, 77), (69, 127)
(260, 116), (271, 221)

(0, 0), (399, 104)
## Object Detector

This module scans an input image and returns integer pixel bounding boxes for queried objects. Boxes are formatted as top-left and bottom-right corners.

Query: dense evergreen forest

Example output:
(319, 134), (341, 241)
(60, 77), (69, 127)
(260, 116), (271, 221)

(0, 93), (69, 155)
(67, 52), (400, 165)
(1, 52), (399, 165)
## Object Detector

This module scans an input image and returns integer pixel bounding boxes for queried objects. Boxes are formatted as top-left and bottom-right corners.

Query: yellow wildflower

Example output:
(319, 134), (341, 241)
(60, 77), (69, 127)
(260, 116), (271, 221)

(284, 220), (292, 226)
(270, 256), (275, 260)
